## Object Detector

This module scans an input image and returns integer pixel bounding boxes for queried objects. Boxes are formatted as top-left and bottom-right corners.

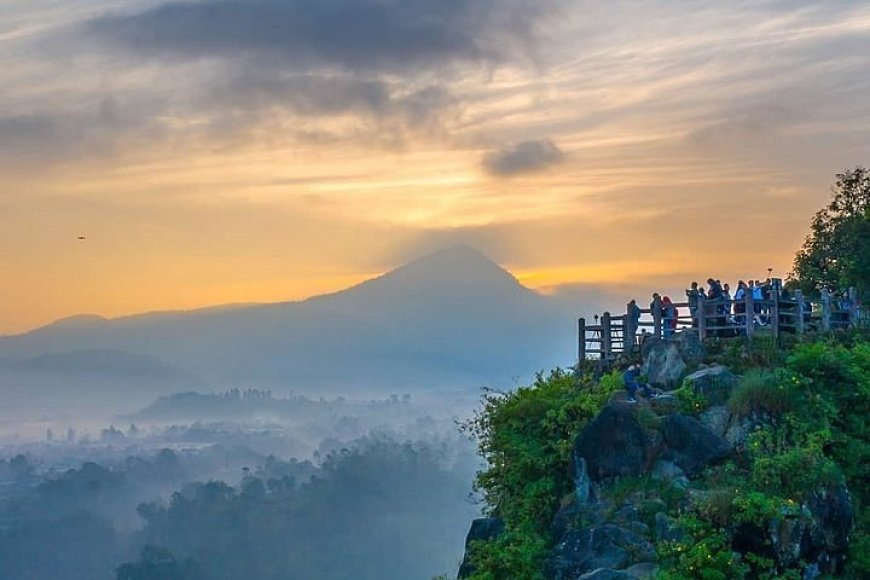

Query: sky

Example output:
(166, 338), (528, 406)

(1, 0), (869, 335)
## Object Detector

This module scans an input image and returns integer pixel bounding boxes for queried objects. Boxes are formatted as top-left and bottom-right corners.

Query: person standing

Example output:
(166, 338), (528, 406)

(662, 296), (677, 337)
(686, 282), (700, 327)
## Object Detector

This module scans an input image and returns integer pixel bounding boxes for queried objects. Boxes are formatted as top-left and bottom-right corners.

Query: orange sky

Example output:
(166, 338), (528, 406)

(1, 0), (869, 335)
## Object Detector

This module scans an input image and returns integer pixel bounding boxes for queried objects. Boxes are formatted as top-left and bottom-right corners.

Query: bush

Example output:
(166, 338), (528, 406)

(462, 369), (619, 578)
(728, 371), (796, 418)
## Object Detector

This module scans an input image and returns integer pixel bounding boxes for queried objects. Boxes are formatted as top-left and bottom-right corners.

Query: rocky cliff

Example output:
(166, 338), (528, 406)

(459, 332), (863, 579)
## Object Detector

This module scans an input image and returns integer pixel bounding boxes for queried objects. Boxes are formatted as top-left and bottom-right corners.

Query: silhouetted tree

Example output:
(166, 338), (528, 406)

(792, 166), (870, 295)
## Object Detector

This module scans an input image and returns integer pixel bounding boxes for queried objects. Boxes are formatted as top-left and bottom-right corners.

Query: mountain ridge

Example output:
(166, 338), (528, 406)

(0, 246), (580, 407)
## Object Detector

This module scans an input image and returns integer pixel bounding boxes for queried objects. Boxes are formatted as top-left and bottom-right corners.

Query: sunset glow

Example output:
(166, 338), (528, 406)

(2, 0), (869, 334)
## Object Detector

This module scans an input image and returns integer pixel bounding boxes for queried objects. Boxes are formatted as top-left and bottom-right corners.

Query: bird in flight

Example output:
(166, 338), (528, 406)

(77, 236), (86, 241)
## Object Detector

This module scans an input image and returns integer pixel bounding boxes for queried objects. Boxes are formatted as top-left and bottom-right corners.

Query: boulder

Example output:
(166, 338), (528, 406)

(806, 485), (854, 557)
(650, 460), (688, 488)
(698, 405), (731, 438)
(640, 340), (686, 389)
(545, 524), (654, 579)
(574, 405), (660, 482)
(640, 331), (705, 389)
(769, 512), (811, 569)
(458, 517), (504, 578)
(660, 414), (732, 477)
(683, 365), (738, 406)
(674, 330), (705, 364)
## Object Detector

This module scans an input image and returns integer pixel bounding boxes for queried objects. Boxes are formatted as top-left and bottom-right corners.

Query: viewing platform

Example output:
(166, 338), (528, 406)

(579, 287), (864, 361)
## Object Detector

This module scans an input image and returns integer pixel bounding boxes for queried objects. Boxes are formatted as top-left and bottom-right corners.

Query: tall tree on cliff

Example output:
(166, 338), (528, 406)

(792, 166), (870, 296)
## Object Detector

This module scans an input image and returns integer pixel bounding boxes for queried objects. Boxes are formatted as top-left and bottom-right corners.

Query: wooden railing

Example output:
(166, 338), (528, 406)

(578, 288), (862, 361)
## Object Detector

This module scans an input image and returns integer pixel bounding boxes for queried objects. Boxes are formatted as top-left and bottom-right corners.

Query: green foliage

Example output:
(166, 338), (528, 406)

(727, 370), (797, 418)
(704, 335), (785, 373)
(792, 166), (870, 295)
(464, 338), (870, 579)
(656, 515), (748, 580)
(672, 383), (708, 416)
(462, 369), (619, 578)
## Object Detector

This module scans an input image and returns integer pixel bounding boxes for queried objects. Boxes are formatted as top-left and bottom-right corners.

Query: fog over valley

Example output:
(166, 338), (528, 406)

(0, 248), (585, 579)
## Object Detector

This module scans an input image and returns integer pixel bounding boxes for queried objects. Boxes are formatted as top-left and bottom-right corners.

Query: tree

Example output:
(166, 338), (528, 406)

(792, 166), (870, 296)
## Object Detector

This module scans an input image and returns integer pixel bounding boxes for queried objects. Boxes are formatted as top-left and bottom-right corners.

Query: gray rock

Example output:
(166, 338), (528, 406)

(546, 524), (654, 580)
(806, 485), (854, 554)
(574, 405), (660, 482)
(641, 340), (686, 389)
(574, 453), (592, 504)
(660, 414), (732, 477)
(769, 512), (811, 569)
(698, 405), (731, 438)
(683, 365), (738, 406)
(650, 460), (688, 488)
(674, 330), (705, 364)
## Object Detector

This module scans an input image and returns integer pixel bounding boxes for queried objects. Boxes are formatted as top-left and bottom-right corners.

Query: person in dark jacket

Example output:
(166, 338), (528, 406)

(623, 364), (655, 402)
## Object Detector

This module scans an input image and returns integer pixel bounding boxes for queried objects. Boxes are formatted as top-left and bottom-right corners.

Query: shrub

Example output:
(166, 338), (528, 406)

(728, 371), (796, 418)
(672, 383), (709, 415)
(656, 515), (748, 579)
(462, 369), (619, 578)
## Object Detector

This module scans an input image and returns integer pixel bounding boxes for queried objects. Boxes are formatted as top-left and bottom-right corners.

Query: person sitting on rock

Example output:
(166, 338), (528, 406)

(623, 364), (655, 403)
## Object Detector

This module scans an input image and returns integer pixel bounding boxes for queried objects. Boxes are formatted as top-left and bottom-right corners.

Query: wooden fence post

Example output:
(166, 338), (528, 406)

(697, 298), (706, 340)
(770, 293), (779, 338)
(821, 288), (831, 331)
(625, 303), (636, 352)
(849, 287), (859, 329)
(745, 290), (754, 338)
(602, 312), (612, 360)
(652, 296), (662, 339)
(795, 290), (805, 334)
(578, 318), (586, 362)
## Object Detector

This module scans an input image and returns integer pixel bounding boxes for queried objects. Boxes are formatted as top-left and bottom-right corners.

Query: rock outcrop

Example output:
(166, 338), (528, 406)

(545, 524), (654, 579)
(458, 517), (504, 578)
(659, 414), (732, 477)
(573, 404), (659, 481)
(640, 331), (705, 388)
(682, 365), (737, 406)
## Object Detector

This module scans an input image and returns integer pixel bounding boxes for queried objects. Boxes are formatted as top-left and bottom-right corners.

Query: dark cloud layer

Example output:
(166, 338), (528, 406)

(483, 139), (564, 176)
(87, 0), (552, 73)
(0, 97), (157, 167)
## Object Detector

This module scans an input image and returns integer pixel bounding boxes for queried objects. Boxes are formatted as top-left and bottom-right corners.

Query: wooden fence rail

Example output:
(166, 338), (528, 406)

(578, 287), (862, 362)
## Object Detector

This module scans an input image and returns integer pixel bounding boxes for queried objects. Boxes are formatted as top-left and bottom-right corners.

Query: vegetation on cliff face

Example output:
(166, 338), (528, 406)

(462, 169), (870, 579)
(462, 336), (870, 579)
(460, 370), (621, 579)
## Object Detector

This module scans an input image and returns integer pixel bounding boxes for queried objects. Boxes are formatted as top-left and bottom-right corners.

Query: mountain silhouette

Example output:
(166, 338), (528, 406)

(0, 246), (579, 399)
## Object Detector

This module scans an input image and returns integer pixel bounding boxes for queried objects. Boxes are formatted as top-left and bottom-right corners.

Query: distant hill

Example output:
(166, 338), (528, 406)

(0, 246), (594, 394)
(1, 349), (188, 380)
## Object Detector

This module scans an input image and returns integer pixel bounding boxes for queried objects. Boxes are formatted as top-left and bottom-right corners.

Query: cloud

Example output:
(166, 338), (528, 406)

(0, 96), (165, 168)
(209, 71), (454, 122)
(85, 0), (554, 74)
(482, 139), (565, 176)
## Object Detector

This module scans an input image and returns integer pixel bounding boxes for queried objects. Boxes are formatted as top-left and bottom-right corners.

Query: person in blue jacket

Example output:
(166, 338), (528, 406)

(623, 364), (655, 402)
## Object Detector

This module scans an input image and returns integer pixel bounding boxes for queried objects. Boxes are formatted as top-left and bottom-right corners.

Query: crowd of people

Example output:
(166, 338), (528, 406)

(624, 278), (859, 342)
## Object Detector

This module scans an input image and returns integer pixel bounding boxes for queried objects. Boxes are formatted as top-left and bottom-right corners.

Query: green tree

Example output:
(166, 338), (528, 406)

(792, 166), (870, 295)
